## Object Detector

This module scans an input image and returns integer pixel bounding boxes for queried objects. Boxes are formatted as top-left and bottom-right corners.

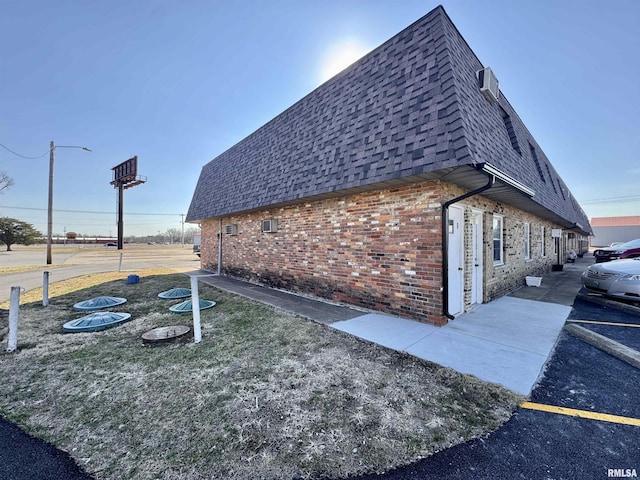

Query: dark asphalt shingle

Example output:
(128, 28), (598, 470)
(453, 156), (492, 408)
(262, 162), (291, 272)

(186, 6), (591, 234)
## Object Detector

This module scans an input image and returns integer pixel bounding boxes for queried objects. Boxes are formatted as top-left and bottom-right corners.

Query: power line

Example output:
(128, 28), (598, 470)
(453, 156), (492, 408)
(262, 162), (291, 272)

(0, 143), (49, 159)
(580, 195), (640, 205)
(0, 205), (183, 216)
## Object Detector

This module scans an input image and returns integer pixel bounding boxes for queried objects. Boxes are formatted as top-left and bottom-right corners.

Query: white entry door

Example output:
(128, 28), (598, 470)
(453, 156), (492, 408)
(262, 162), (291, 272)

(470, 210), (484, 305)
(447, 205), (464, 316)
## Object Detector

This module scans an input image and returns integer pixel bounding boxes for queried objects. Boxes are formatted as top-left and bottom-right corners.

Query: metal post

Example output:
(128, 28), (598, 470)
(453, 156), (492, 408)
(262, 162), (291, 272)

(43, 271), (50, 307)
(47, 143), (90, 264)
(47, 141), (55, 265)
(190, 276), (202, 344)
(117, 182), (124, 250)
(181, 214), (185, 246)
(118, 253), (123, 272)
(7, 286), (20, 352)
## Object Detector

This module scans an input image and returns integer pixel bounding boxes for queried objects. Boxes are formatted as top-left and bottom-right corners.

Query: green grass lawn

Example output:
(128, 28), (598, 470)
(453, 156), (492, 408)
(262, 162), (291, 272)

(0, 272), (523, 479)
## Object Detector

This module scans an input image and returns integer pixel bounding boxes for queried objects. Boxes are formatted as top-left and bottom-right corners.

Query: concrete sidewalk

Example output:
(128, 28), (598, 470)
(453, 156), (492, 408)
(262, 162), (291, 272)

(197, 255), (593, 395)
(332, 298), (569, 395)
(193, 272), (363, 324)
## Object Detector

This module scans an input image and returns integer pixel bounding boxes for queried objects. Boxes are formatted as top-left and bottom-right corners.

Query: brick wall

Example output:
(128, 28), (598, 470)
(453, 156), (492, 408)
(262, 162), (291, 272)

(202, 180), (449, 325)
(201, 180), (567, 325)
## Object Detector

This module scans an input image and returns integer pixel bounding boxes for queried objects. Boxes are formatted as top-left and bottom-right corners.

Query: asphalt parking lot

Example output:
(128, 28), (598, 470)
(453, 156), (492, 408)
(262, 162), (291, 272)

(358, 295), (640, 480)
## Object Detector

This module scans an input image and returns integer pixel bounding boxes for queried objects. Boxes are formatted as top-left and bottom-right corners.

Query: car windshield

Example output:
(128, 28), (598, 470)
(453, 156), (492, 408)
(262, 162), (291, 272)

(618, 239), (640, 249)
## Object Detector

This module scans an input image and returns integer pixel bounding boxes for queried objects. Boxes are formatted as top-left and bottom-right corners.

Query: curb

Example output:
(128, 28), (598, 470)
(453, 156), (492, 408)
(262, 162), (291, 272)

(576, 292), (640, 317)
(565, 323), (640, 370)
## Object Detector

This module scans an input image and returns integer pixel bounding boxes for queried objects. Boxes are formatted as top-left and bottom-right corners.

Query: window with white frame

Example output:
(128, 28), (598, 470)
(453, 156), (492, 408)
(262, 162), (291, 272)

(524, 222), (531, 260)
(541, 226), (546, 257)
(493, 215), (504, 266)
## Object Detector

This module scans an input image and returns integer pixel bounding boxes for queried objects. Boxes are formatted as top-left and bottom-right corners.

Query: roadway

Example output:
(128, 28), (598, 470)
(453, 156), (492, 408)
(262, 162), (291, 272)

(0, 244), (200, 303)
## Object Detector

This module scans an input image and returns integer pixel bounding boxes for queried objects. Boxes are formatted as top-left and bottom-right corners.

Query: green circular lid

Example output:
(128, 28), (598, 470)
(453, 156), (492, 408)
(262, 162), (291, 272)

(63, 312), (132, 332)
(169, 299), (216, 313)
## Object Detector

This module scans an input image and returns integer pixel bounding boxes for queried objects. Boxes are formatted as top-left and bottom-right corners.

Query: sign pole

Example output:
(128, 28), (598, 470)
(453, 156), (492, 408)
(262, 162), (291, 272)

(110, 155), (145, 250)
(117, 182), (124, 250)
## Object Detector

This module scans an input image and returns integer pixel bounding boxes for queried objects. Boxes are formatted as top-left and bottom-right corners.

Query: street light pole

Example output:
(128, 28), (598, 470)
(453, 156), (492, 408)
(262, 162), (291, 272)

(46, 141), (91, 265)
(47, 141), (55, 264)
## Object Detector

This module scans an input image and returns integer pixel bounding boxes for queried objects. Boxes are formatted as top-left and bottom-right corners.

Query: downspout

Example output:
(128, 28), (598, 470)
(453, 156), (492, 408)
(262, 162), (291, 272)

(442, 166), (495, 320)
(217, 217), (222, 275)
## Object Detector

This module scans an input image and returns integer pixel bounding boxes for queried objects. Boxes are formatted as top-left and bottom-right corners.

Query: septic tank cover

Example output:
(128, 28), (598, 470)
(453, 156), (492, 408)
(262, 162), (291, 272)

(158, 288), (192, 300)
(73, 296), (127, 311)
(169, 299), (216, 313)
(142, 325), (191, 345)
(63, 312), (132, 333)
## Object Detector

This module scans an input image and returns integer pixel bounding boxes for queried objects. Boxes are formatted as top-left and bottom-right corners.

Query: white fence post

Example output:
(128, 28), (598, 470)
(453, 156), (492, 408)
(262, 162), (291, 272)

(190, 276), (202, 344)
(7, 286), (20, 352)
(43, 271), (50, 307)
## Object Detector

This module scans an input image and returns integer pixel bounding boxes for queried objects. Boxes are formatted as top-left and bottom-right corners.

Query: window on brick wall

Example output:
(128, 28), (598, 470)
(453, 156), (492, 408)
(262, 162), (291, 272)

(524, 222), (531, 260)
(541, 226), (546, 257)
(493, 215), (504, 266)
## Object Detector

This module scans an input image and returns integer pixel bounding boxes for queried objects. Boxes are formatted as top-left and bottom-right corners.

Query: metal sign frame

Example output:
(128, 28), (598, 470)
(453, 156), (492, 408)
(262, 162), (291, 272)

(111, 156), (138, 186)
(109, 155), (146, 250)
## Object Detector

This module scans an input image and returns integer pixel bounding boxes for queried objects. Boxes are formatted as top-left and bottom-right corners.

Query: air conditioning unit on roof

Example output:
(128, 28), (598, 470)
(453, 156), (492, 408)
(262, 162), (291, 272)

(477, 66), (499, 103)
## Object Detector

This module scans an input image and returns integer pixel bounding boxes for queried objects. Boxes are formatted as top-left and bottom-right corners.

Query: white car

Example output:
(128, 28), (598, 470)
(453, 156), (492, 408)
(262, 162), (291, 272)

(582, 258), (640, 302)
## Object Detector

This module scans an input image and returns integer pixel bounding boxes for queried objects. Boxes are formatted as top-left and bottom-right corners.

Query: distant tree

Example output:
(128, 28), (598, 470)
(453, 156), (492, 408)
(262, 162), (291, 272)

(0, 217), (42, 251)
(0, 171), (13, 194)
(183, 226), (200, 243)
(166, 228), (181, 243)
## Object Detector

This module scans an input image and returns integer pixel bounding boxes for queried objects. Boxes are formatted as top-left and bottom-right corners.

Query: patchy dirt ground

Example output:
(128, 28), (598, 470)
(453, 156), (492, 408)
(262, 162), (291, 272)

(0, 272), (524, 479)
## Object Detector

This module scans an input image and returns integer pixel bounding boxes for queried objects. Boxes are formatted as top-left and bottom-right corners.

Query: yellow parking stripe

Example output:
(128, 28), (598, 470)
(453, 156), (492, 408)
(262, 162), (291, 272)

(520, 402), (640, 427)
(567, 319), (640, 328)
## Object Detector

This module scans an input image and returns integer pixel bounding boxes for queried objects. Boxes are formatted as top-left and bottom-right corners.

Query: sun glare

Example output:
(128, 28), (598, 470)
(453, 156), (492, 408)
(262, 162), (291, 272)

(319, 40), (370, 83)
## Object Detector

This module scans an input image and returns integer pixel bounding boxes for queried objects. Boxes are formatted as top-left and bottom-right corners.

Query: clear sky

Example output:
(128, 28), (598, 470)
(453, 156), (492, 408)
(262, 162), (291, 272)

(1, 0), (639, 238)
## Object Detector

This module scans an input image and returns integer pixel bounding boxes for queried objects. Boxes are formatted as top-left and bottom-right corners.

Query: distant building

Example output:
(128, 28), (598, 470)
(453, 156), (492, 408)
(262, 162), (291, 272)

(187, 6), (591, 325)
(590, 216), (640, 247)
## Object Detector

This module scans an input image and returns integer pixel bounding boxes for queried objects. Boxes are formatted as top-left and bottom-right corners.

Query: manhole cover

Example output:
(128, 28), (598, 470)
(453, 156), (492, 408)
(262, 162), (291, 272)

(158, 288), (192, 300)
(142, 325), (191, 345)
(73, 296), (127, 311)
(63, 312), (132, 333)
(169, 299), (216, 313)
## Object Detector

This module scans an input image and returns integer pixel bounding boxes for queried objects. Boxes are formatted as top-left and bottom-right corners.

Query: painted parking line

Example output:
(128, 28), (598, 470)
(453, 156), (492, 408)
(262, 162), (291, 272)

(520, 402), (640, 427)
(567, 319), (640, 328)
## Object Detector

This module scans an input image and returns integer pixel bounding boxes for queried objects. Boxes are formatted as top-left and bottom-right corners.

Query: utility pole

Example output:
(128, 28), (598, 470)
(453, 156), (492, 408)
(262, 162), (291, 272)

(47, 141), (55, 264)
(181, 214), (185, 246)
(46, 142), (91, 265)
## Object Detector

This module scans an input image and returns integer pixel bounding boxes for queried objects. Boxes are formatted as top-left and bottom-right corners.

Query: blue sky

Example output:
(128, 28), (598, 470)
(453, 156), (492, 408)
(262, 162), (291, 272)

(1, 0), (639, 237)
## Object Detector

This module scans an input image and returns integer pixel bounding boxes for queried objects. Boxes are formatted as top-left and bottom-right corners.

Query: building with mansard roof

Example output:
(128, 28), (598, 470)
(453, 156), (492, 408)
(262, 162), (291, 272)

(187, 5), (591, 325)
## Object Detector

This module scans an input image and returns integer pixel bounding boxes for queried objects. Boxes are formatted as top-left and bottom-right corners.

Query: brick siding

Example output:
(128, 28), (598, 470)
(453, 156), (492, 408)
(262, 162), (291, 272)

(201, 180), (572, 325)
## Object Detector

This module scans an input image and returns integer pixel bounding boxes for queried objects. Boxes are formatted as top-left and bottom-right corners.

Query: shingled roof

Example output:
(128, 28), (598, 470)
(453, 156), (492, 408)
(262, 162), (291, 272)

(187, 5), (591, 236)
